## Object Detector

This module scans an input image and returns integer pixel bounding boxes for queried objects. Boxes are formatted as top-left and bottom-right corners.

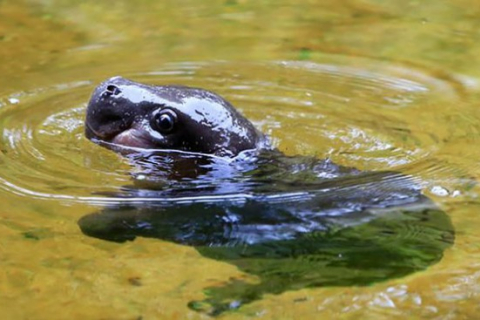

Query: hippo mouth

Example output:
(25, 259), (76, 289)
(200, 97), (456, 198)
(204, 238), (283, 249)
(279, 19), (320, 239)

(85, 123), (156, 149)
(111, 128), (157, 149)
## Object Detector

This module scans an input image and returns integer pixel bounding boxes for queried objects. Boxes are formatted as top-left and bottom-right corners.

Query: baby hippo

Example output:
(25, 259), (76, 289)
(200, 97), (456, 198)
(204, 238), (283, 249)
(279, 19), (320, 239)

(82, 76), (454, 316)
(85, 76), (267, 157)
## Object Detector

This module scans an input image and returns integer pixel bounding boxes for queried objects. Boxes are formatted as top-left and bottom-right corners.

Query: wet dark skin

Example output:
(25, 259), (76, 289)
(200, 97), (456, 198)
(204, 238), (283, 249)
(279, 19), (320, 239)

(82, 77), (454, 316)
(85, 76), (266, 157)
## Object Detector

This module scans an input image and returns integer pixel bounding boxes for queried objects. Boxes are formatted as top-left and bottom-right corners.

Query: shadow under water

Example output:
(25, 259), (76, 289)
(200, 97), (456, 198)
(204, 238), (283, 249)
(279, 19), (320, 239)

(78, 150), (454, 315)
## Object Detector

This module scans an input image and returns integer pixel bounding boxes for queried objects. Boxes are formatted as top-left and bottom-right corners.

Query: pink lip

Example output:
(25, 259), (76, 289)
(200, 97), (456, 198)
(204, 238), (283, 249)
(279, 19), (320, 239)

(111, 129), (154, 149)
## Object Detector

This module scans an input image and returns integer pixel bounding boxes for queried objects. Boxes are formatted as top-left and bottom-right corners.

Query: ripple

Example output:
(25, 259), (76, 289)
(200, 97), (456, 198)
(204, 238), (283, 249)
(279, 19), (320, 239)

(0, 59), (467, 204)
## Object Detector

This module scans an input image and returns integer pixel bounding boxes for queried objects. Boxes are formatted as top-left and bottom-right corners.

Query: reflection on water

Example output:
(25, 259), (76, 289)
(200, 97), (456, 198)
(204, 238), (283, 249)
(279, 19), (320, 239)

(78, 149), (455, 315)
(1, 0), (480, 318)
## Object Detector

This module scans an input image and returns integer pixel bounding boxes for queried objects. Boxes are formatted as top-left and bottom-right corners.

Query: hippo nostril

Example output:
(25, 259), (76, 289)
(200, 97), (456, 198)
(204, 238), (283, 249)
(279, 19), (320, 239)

(105, 85), (121, 96)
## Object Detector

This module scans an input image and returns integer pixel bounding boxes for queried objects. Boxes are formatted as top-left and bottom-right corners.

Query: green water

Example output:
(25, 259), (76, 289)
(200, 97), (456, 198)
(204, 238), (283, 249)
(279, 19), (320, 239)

(1, 0), (480, 319)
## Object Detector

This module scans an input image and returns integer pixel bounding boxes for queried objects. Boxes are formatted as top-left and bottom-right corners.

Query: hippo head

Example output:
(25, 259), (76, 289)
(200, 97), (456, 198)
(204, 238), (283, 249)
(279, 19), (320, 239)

(85, 76), (267, 157)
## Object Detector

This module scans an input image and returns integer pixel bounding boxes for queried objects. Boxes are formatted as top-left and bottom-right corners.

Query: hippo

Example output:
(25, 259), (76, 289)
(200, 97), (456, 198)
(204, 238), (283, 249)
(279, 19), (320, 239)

(80, 76), (454, 315)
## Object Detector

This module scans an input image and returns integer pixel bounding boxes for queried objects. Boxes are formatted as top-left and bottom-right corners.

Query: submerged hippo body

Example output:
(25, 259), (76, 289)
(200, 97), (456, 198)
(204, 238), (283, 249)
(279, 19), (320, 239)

(81, 77), (454, 315)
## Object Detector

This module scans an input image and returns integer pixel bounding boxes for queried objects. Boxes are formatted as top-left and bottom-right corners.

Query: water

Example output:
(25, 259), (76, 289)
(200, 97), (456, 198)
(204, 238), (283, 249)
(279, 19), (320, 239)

(1, 0), (480, 319)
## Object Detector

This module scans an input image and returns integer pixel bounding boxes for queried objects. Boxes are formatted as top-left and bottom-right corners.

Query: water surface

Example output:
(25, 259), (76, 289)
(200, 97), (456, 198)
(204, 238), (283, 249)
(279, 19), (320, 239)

(1, 0), (480, 319)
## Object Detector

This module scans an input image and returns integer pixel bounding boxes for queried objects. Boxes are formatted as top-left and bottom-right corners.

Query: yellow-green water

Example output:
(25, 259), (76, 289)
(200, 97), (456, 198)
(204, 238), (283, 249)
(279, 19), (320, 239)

(1, 0), (480, 318)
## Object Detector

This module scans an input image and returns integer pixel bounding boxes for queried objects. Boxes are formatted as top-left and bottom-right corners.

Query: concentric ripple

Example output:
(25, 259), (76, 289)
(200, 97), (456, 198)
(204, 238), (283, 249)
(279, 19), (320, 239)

(0, 58), (465, 204)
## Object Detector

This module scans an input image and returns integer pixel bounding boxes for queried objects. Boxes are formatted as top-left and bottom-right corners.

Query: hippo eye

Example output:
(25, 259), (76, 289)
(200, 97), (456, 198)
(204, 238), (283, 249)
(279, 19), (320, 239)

(152, 109), (177, 134)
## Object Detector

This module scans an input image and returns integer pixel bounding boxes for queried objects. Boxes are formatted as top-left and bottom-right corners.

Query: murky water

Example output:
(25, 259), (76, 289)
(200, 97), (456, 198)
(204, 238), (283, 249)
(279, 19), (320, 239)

(2, 0), (480, 319)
